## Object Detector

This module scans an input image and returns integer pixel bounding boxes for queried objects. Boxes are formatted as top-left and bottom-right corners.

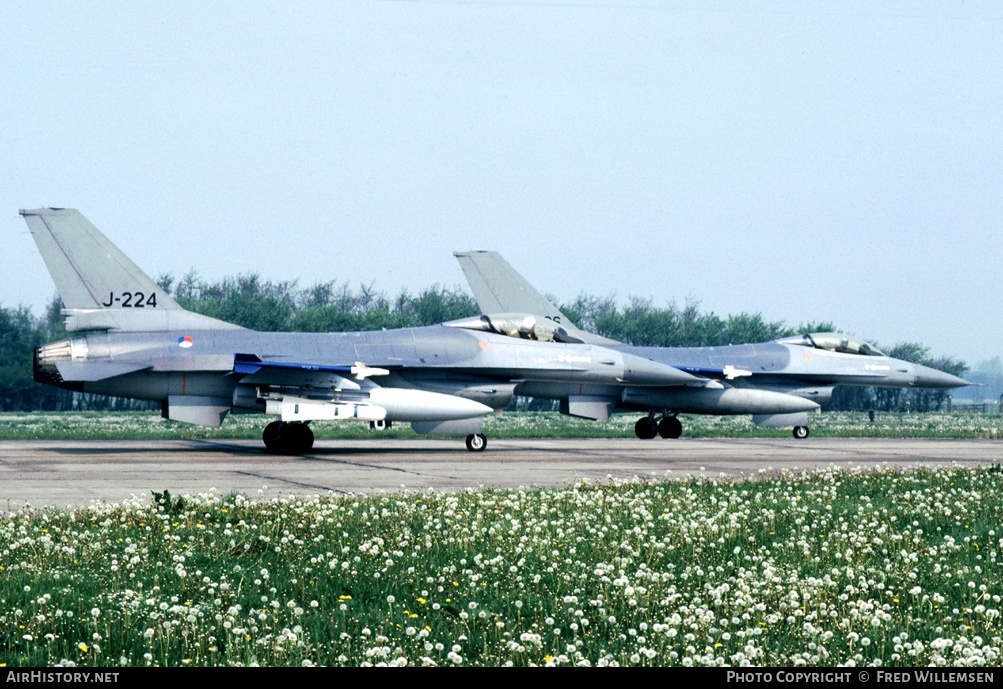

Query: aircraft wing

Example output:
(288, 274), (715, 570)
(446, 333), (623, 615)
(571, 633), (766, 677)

(677, 365), (754, 381)
(229, 354), (493, 424)
(232, 353), (389, 389)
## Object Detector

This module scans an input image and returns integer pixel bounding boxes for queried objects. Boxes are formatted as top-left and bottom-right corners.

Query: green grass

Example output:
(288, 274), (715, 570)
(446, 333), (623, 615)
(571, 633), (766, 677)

(1, 467), (1001, 666)
(0, 410), (1000, 440)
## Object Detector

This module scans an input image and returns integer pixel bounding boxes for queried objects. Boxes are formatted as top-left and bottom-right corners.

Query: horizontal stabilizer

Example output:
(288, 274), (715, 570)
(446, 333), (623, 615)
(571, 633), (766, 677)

(55, 361), (151, 382)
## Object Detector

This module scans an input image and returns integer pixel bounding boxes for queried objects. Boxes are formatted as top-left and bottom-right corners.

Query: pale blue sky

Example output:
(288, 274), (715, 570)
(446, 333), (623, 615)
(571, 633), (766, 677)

(2, 1), (1000, 364)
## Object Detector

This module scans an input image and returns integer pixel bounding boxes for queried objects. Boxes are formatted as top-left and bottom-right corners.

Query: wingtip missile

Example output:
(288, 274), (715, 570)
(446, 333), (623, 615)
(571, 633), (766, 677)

(351, 362), (390, 380)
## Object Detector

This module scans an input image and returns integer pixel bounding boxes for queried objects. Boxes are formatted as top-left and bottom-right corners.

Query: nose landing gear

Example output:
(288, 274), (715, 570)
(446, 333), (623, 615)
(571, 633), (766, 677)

(465, 433), (487, 452)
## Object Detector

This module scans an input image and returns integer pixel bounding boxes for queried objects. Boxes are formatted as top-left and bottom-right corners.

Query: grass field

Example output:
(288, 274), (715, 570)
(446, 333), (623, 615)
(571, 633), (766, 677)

(0, 410), (1000, 440)
(1, 466), (1001, 667)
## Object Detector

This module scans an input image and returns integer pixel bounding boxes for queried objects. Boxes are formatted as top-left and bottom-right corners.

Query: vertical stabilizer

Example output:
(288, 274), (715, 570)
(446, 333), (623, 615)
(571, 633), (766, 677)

(20, 208), (242, 332)
(453, 250), (618, 345)
(20, 208), (182, 311)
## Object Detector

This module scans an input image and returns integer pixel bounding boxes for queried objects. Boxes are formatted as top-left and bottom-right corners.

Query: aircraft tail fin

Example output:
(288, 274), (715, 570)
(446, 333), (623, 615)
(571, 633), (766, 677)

(453, 250), (618, 345)
(20, 207), (242, 332)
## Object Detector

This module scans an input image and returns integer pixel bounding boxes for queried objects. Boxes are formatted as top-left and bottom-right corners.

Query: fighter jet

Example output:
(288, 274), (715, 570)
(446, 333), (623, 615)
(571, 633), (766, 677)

(453, 250), (971, 439)
(21, 208), (704, 453)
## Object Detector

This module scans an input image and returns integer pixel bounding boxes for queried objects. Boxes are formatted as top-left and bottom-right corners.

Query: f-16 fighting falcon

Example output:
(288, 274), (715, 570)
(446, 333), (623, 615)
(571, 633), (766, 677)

(22, 208), (708, 453)
(453, 251), (971, 439)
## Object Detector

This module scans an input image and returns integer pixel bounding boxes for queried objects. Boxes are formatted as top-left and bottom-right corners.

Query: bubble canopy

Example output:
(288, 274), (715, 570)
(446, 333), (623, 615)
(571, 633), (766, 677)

(443, 313), (584, 344)
(776, 333), (885, 357)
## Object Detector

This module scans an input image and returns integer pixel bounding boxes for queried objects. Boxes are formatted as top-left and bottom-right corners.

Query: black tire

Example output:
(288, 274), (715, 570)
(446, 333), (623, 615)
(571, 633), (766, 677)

(634, 418), (658, 440)
(657, 416), (683, 439)
(263, 421), (314, 454)
(793, 426), (810, 439)
(263, 421), (284, 453)
(465, 433), (487, 452)
(289, 423), (315, 453)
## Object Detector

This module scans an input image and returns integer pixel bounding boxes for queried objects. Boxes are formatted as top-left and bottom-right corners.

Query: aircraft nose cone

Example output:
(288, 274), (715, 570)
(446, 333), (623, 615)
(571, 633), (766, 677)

(620, 352), (701, 386)
(911, 364), (971, 389)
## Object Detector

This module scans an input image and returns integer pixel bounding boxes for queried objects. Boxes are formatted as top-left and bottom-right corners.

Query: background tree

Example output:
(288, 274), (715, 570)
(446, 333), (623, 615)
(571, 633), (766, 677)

(0, 275), (973, 413)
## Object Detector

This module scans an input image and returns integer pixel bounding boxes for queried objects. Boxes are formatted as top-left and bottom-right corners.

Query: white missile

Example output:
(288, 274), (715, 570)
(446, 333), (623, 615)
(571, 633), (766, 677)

(264, 388), (493, 424)
(266, 397), (386, 422)
(722, 365), (753, 380)
(351, 362), (389, 380)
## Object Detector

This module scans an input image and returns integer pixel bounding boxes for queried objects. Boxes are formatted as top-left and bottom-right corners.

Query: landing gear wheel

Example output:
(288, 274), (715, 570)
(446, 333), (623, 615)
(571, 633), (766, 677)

(465, 433), (487, 452)
(263, 421), (284, 453)
(793, 425), (810, 440)
(263, 420), (282, 444)
(634, 417), (658, 440)
(657, 416), (683, 439)
(288, 423), (315, 453)
(262, 421), (314, 454)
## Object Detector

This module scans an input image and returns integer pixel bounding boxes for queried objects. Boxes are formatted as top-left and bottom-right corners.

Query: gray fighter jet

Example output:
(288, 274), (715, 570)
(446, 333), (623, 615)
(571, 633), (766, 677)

(453, 250), (971, 439)
(21, 208), (705, 453)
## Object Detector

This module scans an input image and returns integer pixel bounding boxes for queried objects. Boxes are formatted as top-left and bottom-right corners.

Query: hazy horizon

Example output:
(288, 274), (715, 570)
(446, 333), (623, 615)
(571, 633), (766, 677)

(3, 1), (1000, 364)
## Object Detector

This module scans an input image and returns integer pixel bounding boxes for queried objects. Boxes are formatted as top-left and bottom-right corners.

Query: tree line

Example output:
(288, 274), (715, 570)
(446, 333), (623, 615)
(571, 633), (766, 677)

(960, 356), (1003, 405)
(0, 271), (969, 413)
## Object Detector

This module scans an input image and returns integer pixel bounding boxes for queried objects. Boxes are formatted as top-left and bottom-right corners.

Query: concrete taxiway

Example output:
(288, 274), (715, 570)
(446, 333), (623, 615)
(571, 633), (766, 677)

(1, 437), (1000, 510)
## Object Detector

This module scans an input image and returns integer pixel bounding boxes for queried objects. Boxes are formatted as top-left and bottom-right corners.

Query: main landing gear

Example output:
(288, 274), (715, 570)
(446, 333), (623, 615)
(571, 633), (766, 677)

(634, 414), (683, 440)
(263, 421), (315, 454)
(262, 421), (488, 454)
(635, 415), (812, 440)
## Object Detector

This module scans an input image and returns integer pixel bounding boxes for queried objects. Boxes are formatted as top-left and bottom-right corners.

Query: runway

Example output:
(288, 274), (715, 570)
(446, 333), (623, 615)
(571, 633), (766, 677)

(1, 437), (1000, 510)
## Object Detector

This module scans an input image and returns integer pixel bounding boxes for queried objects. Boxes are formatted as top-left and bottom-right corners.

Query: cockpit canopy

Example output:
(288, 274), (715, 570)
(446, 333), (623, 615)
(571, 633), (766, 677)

(777, 332), (885, 357)
(443, 313), (584, 344)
